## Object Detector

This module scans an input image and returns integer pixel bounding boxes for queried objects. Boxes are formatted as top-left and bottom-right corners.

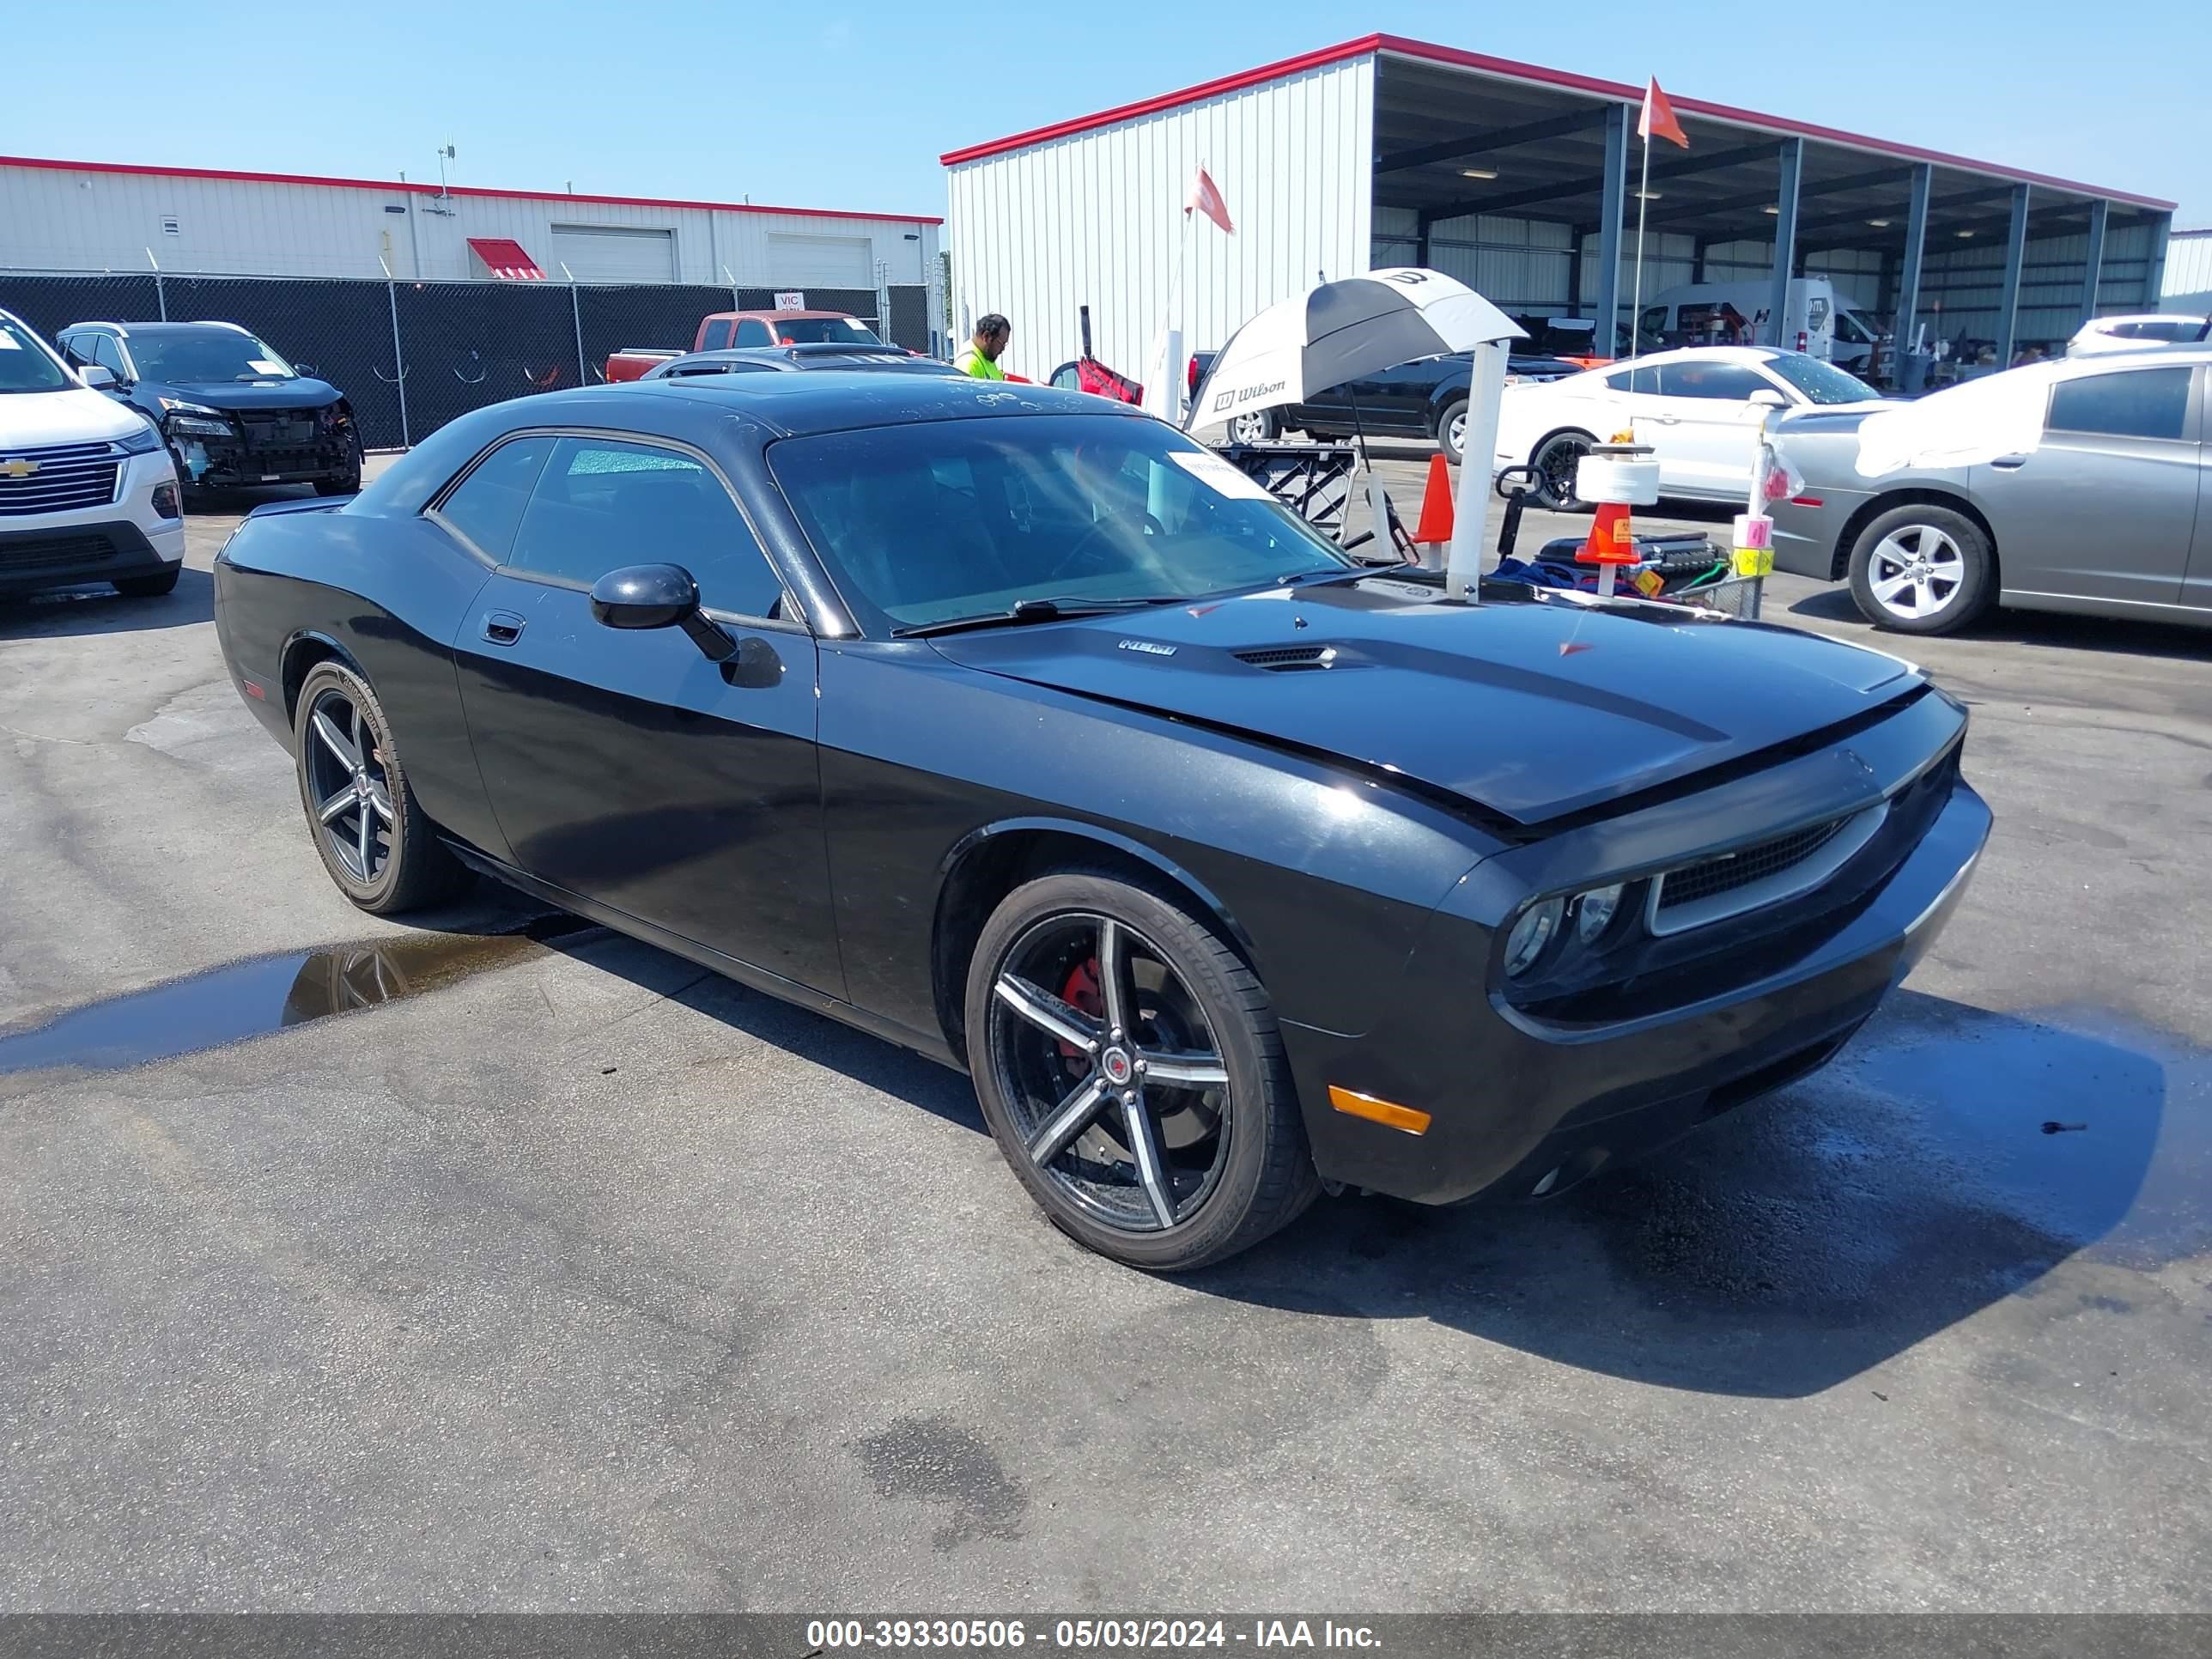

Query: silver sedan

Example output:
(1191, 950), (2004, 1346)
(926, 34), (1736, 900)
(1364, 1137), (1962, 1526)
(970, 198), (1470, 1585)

(1768, 346), (2212, 635)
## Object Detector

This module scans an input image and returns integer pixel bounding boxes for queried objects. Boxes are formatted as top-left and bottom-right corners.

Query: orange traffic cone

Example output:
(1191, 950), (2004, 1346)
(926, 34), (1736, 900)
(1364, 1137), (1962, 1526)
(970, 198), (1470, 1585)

(1580, 500), (1636, 565)
(1412, 453), (1455, 556)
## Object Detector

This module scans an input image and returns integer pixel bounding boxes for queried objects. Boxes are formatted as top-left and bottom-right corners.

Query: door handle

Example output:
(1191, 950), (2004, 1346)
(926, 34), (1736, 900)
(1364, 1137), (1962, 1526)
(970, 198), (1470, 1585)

(481, 610), (526, 645)
(1649, 415), (1678, 425)
(1988, 453), (2029, 471)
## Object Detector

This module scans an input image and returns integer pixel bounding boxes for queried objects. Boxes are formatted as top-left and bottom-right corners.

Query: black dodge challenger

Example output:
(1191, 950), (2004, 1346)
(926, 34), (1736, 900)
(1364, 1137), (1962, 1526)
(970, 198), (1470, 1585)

(214, 374), (1989, 1271)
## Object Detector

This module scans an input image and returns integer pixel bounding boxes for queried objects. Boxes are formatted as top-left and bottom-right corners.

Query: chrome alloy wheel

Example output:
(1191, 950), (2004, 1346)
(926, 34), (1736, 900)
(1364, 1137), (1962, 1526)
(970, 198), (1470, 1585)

(987, 913), (1233, 1233)
(301, 685), (395, 883)
(1867, 524), (1965, 621)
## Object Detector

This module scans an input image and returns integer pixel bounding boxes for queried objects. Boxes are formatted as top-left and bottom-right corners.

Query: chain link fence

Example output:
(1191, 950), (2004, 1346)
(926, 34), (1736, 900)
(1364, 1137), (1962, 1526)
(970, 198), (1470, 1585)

(0, 270), (929, 451)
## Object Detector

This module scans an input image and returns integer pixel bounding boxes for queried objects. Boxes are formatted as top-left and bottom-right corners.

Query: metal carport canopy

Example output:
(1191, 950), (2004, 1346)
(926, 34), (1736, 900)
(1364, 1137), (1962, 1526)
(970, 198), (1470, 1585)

(943, 31), (2173, 276)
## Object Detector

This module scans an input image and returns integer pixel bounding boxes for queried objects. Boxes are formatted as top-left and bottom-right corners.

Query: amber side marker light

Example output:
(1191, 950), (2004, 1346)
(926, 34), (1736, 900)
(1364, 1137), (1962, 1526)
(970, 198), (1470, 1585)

(1328, 1085), (1431, 1136)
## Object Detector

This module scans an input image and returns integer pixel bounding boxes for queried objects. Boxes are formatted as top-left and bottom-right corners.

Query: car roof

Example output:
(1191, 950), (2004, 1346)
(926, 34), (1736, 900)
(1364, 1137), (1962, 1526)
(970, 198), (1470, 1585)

(1589, 345), (1779, 373)
(629, 371), (1137, 435)
(646, 345), (961, 380)
(67, 319), (253, 338)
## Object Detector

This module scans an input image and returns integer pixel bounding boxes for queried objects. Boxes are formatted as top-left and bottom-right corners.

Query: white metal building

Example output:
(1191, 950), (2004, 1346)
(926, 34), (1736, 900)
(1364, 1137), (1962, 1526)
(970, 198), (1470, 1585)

(943, 33), (2175, 383)
(0, 153), (942, 297)
(2162, 228), (2212, 315)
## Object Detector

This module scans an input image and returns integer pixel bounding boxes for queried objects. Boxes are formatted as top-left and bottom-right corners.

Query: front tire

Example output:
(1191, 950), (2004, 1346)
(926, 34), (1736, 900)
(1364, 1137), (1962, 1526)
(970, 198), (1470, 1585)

(964, 872), (1320, 1272)
(293, 660), (468, 914)
(1528, 430), (1596, 509)
(1227, 407), (1279, 445)
(1436, 398), (1469, 465)
(1847, 503), (1994, 635)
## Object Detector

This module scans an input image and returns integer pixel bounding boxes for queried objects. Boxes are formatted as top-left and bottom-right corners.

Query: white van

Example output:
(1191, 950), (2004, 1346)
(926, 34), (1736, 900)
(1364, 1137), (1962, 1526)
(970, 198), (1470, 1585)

(0, 308), (186, 601)
(1640, 278), (1882, 372)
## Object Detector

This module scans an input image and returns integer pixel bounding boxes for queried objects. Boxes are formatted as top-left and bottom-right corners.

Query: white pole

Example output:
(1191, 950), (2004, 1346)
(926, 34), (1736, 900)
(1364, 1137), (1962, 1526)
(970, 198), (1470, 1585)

(1443, 339), (1509, 601)
(1629, 128), (1650, 391)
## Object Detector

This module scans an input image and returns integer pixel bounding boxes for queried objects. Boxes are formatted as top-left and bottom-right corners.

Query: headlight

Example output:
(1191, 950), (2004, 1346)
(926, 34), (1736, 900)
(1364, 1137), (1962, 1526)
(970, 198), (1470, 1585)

(113, 423), (162, 455)
(1575, 883), (1625, 945)
(166, 414), (234, 437)
(158, 397), (222, 416)
(1503, 896), (1565, 977)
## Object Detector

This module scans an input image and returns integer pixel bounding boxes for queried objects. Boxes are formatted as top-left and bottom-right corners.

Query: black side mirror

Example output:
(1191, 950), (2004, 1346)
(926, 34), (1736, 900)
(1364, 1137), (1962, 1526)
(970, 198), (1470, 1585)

(589, 563), (736, 662)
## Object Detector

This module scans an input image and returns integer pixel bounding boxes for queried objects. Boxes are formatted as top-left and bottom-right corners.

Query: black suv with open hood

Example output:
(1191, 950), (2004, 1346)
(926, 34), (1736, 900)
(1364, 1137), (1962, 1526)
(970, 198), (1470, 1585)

(58, 320), (362, 496)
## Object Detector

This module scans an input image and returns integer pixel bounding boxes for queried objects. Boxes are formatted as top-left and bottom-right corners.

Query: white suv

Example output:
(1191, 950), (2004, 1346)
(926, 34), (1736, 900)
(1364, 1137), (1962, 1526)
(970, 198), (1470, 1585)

(1, 307), (186, 600)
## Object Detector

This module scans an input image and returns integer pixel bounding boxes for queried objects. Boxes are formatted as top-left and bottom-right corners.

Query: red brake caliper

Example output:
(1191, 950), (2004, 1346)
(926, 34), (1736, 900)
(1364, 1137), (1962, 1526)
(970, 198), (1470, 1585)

(1059, 958), (1102, 1063)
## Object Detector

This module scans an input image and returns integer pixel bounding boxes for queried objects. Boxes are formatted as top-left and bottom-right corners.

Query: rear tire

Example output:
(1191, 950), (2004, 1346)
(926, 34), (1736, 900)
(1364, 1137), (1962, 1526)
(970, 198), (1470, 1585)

(113, 568), (180, 598)
(1528, 430), (1596, 509)
(293, 660), (469, 915)
(964, 870), (1320, 1273)
(1847, 503), (1995, 635)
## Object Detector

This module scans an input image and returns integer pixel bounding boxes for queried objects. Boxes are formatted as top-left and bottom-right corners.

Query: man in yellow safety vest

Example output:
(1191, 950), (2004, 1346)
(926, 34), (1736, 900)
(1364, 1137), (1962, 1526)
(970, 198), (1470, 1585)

(955, 314), (1011, 380)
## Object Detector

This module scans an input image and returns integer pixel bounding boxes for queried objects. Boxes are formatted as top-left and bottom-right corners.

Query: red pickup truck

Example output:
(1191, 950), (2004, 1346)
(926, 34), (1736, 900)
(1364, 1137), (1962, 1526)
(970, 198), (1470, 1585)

(605, 309), (890, 382)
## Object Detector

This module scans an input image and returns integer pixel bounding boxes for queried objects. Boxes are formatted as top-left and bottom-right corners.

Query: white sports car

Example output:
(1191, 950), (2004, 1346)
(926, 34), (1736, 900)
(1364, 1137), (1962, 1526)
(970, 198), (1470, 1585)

(1492, 345), (1886, 507)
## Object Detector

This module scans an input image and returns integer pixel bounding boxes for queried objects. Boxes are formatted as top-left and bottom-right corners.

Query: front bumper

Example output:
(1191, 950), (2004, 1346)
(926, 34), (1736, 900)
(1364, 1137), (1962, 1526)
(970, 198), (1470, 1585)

(1769, 489), (1869, 581)
(1280, 698), (1990, 1205)
(0, 452), (185, 598)
(171, 419), (356, 488)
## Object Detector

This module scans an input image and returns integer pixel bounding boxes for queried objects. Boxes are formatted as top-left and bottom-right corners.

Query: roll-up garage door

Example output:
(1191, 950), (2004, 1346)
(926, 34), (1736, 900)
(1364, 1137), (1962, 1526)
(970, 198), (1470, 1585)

(547, 224), (676, 283)
(767, 234), (874, 289)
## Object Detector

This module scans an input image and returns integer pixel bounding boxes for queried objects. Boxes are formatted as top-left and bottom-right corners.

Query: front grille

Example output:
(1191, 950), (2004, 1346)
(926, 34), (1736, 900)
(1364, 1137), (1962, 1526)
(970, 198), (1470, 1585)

(0, 530), (124, 572)
(0, 441), (121, 517)
(1657, 817), (1849, 915)
(237, 409), (324, 447)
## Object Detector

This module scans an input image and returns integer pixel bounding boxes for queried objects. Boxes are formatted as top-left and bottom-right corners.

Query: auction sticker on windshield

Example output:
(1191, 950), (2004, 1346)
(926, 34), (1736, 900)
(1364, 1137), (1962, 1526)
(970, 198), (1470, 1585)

(1168, 449), (1278, 502)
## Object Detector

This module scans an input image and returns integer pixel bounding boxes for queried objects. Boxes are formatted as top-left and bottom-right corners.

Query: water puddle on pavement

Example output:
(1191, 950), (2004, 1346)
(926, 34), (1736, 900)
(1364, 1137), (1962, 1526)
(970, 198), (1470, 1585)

(0, 915), (599, 1079)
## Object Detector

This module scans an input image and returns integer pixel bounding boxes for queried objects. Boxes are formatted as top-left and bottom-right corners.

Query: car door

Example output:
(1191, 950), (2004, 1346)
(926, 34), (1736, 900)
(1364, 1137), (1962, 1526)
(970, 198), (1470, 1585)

(1593, 363), (1680, 479)
(1644, 360), (1774, 495)
(447, 429), (843, 995)
(2187, 368), (2212, 614)
(1361, 355), (1456, 435)
(1974, 362), (2201, 608)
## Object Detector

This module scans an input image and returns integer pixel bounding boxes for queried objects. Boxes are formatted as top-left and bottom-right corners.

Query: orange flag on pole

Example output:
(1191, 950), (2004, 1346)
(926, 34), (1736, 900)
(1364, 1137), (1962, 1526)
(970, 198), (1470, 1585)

(1185, 167), (1234, 234)
(1638, 78), (1689, 149)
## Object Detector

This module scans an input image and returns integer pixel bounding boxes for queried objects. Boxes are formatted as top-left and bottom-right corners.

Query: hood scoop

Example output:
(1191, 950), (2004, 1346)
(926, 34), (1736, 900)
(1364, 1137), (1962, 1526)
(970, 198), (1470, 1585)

(1234, 644), (1348, 672)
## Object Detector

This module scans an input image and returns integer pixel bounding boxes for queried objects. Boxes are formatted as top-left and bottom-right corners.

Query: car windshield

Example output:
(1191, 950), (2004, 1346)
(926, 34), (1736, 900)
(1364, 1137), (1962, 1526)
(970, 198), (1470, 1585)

(130, 330), (296, 383)
(0, 317), (72, 394)
(1763, 351), (1881, 405)
(774, 317), (882, 345)
(768, 413), (1356, 634)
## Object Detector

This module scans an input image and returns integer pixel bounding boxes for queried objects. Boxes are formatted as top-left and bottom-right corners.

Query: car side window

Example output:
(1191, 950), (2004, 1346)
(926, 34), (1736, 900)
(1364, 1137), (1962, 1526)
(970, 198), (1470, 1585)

(1603, 367), (1650, 392)
(434, 435), (556, 562)
(509, 435), (787, 618)
(700, 319), (733, 350)
(1658, 363), (1769, 401)
(734, 319), (775, 346)
(85, 333), (126, 377)
(2046, 368), (2192, 441)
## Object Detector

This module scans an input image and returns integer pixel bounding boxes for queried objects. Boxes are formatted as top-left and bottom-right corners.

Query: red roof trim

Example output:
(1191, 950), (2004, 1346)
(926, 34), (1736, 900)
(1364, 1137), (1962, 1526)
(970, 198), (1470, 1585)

(938, 32), (2177, 213)
(0, 153), (944, 226)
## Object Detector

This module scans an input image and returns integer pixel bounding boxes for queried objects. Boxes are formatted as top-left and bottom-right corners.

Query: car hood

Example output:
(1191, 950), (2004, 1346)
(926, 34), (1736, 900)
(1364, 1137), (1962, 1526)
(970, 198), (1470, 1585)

(0, 386), (149, 448)
(144, 377), (342, 410)
(930, 577), (1922, 827)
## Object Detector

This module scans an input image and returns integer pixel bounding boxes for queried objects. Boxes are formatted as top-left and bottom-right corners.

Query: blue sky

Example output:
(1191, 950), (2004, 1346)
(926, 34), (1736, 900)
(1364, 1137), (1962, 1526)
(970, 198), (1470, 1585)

(3, 0), (2203, 226)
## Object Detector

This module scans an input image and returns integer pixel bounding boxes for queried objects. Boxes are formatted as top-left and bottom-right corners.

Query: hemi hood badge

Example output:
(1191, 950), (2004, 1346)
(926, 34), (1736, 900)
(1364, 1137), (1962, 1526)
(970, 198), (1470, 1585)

(1117, 639), (1176, 657)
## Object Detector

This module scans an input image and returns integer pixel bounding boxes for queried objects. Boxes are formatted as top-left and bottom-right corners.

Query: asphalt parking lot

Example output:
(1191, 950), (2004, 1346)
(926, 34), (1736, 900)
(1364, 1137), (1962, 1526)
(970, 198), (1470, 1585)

(3, 454), (2208, 1612)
